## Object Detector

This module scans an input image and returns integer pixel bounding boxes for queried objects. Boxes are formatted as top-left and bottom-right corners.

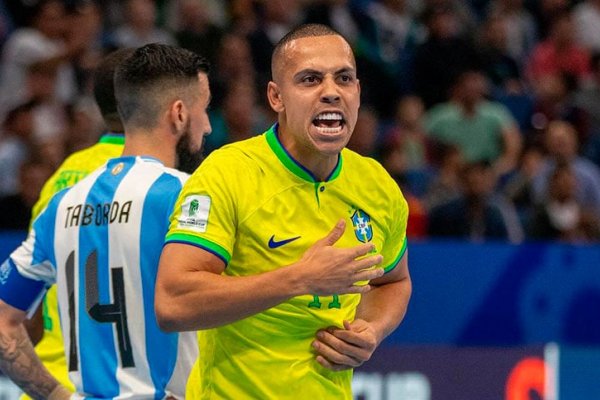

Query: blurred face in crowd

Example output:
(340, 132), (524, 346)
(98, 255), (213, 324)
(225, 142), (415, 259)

(545, 121), (578, 161)
(347, 108), (378, 156)
(549, 167), (577, 203)
(127, 0), (156, 30)
(550, 14), (575, 48)
(268, 34), (360, 169)
(35, 0), (66, 39)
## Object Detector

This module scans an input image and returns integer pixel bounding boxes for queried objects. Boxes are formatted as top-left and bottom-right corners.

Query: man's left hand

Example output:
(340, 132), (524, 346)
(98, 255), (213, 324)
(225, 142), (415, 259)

(311, 319), (379, 371)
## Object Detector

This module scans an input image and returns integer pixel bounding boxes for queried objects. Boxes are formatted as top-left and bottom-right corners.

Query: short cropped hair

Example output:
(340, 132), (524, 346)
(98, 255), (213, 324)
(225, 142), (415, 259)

(93, 48), (135, 130)
(114, 43), (209, 130)
(271, 24), (345, 80)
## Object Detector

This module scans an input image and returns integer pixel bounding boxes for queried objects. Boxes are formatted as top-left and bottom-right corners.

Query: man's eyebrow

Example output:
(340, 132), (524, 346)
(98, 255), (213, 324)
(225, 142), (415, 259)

(293, 67), (356, 79)
(293, 69), (323, 79)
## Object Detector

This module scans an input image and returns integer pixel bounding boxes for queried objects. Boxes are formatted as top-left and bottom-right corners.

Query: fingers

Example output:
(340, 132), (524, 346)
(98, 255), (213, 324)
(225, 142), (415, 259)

(313, 328), (374, 370)
(319, 219), (346, 246)
(312, 337), (362, 369)
(315, 355), (350, 371)
(350, 242), (377, 258)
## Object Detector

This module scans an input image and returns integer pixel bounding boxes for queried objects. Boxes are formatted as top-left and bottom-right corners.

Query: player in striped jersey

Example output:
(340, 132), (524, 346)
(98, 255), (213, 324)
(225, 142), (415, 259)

(0, 44), (212, 399)
(21, 48), (133, 400)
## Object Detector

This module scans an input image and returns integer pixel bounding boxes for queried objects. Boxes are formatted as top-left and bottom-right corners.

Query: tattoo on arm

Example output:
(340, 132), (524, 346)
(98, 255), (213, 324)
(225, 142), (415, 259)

(0, 324), (59, 400)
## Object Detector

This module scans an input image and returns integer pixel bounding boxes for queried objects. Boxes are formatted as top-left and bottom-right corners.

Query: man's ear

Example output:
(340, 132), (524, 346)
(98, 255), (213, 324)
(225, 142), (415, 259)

(267, 81), (284, 113)
(169, 99), (188, 135)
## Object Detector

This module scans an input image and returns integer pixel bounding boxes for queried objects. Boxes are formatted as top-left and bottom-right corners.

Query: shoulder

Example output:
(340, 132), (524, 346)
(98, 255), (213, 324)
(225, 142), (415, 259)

(194, 135), (266, 177)
(342, 149), (404, 198)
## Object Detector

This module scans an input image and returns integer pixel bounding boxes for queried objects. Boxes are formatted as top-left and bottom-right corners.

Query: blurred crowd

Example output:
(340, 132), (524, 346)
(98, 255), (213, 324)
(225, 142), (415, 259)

(0, 0), (599, 244)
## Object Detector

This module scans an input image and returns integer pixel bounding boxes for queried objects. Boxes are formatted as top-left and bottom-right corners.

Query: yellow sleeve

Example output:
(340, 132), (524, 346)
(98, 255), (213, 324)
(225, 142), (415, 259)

(166, 148), (255, 264)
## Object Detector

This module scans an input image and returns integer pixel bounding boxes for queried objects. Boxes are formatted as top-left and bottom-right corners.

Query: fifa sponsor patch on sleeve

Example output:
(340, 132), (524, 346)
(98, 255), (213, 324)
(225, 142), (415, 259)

(177, 195), (211, 232)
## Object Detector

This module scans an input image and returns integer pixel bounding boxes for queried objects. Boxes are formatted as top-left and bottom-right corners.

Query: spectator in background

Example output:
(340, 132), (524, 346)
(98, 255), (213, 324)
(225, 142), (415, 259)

(478, 13), (522, 95)
(422, 142), (464, 210)
(501, 145), (544, 228)
(428, 161), (522, 242)
(172, 0), (224, 65)
(0, 160), (52, 230)
(0, 0), (82, 116)
(425, 69), (522, 176)
(532, 120), (600, 214)
(411, 2), (483, 109)
(109, 0), (176, 48)
(303, 0), (359, 46)
(528, 72), (589, 147)
(246, 0), (302, 93)
(206, 80), (268, 153)
(380, 95), (431, 196)
(347, 106), (380, 157)
(211, 33), (256, 101)
(527, 0), (570, 40)
(574, 52), (600, 167)
(573, 0), (600, 53)
(525, 10), (590, 85)
(529, 162), (600, 242)
(486, 0), (537, 66)
(351, 0), (424, 117)
(0, 100), (36, 196)
(383, 95), (429, 171)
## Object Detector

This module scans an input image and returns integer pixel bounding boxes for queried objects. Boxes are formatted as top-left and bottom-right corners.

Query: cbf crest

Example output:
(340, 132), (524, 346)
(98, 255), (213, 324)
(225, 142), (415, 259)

(351, 209), (373, 243)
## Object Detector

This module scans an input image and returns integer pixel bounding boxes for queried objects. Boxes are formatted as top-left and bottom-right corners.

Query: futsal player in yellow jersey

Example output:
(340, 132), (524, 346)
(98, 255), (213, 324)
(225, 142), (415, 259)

(21, 49), (130, 400)
(157, 24), (412, 399)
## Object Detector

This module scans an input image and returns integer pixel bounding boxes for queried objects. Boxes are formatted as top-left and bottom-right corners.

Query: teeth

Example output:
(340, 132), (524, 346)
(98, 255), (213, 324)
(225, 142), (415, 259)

(316, 125), (343, 134)
(315, 112), (342, 121)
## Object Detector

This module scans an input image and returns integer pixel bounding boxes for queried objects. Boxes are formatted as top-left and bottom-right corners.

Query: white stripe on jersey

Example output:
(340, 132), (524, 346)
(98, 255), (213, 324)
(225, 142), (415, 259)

(111, 160), (160, 398)
(55, 165), (106, 392)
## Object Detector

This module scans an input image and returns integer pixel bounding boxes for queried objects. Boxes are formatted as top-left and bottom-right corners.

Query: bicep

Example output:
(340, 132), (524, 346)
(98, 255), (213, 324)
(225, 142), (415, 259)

(370, 251), (409, 286)
(157, 243), (226, 291)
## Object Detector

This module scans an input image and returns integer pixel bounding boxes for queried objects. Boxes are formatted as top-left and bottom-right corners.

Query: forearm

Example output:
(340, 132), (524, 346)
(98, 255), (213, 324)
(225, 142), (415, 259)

(0, 321), (66, 399)
(157, 265), (305, 331)
(355, 276), (412, 344)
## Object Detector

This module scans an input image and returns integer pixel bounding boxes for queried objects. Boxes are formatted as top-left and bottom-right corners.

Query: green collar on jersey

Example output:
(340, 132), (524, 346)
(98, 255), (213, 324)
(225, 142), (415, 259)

(99, 132), (125, 145)
(265, 124), (342, 183)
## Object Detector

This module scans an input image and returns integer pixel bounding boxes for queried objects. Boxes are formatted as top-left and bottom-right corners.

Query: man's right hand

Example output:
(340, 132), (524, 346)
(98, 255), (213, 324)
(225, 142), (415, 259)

(295, 220), (384, 296)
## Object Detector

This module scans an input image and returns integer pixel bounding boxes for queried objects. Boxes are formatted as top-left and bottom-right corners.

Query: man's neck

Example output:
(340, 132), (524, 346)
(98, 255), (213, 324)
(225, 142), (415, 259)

(121, 129), (175, 168)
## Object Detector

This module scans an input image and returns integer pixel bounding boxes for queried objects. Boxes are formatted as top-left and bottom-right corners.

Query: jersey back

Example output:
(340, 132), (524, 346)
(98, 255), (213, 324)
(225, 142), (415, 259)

(9, 156), (197, 399)
(23, 133), (125, 400)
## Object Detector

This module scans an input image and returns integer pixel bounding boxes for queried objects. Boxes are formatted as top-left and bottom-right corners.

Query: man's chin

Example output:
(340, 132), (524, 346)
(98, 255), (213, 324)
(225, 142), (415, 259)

(176, 147), (204, 173)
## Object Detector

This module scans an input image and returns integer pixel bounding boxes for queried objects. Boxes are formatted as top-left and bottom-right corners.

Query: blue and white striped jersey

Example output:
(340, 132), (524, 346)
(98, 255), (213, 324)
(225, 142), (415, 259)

(0, 156), (197, 400)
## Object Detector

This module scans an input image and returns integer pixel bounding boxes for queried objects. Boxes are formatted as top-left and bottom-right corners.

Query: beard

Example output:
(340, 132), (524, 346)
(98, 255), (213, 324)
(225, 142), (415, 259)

(176, 121), (205, 174)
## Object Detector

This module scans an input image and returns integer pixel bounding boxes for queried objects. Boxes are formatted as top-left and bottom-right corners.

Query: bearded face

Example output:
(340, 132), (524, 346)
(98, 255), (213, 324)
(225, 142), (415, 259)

(176, 119), (205, 174)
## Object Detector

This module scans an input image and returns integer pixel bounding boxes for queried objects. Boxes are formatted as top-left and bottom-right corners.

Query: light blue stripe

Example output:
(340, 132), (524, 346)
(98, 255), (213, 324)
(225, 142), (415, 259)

(140, 173), (183, 398)
(32, 188), (69, 268)
(79, 158), (135, 397)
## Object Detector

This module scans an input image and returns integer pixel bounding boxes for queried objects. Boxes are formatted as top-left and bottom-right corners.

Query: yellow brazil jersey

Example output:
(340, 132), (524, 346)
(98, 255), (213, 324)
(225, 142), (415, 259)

(21, 133), (124, 400)
(167, 125), (408, 400)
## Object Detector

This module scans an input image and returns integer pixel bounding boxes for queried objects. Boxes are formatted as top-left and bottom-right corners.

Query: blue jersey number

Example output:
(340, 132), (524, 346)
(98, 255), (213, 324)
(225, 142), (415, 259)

(66, 250), (134, 371)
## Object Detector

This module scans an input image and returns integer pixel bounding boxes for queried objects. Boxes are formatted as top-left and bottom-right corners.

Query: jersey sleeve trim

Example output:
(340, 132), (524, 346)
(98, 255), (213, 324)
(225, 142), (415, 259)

(383, 237), (407, 274)
(0, 258), (46, 311)
(165, 233), (231, 264)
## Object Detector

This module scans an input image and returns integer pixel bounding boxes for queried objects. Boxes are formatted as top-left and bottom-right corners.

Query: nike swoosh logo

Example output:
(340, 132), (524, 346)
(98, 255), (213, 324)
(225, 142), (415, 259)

(268, 235), (301, 249)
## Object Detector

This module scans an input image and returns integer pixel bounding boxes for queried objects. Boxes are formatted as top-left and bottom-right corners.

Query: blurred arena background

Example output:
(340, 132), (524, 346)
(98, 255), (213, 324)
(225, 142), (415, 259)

(2, 0), (600, 398)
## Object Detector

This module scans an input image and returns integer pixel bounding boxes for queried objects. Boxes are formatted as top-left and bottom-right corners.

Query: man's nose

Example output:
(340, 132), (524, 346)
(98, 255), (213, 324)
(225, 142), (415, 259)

(320, 77), (340, 104)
